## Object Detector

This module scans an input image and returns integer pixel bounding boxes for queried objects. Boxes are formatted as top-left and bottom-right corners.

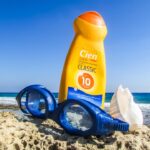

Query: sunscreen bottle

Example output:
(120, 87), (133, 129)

(59, 11), (107, 109)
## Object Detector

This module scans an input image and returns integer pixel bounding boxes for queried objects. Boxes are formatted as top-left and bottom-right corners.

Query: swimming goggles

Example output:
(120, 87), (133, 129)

(16, 85), (129, 136)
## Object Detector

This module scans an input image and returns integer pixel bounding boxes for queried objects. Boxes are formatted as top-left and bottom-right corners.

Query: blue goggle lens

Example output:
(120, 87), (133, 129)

(20, 93), (29, 114)
(63, 103), (93, 131)
(27, 91), (46, 116)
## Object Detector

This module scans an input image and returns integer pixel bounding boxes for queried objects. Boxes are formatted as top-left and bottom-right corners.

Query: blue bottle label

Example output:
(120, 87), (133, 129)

(67, 87), (102, 107)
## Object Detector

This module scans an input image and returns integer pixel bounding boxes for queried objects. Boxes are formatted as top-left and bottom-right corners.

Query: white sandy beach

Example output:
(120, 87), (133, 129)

(0, 112), (150, 150)
(0, 97), (150, 150)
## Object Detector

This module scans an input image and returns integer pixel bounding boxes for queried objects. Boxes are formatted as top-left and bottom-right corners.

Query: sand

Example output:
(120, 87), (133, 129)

(0, 112), (149, 150)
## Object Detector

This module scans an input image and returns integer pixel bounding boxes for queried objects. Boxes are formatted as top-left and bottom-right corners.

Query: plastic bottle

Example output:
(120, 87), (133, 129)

(58, 11), (107, 109)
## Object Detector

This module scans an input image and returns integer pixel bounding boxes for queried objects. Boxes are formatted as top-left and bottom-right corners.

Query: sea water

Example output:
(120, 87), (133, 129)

(0, 92), (150, 125)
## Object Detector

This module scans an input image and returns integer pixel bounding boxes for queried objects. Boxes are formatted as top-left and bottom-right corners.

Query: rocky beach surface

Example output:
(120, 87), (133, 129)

(0, 111), (150, 150)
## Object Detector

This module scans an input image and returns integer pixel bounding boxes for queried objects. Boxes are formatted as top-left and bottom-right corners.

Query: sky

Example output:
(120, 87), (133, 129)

(0, 0), (150, 92)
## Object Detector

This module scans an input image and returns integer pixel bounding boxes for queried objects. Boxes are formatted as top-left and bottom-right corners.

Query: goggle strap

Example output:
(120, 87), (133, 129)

(112, 118), (129, 131)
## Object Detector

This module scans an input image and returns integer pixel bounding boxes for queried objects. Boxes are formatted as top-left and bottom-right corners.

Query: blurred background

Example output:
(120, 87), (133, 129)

(0, 0), (150, 92)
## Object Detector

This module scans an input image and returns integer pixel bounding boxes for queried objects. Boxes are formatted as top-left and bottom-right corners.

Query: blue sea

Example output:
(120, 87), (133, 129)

(0, 92), (150, 124)
(0, 92), (150, 103)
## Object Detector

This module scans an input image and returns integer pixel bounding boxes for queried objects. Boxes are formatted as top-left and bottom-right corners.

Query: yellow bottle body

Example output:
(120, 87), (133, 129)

(58, 12), (107, 109)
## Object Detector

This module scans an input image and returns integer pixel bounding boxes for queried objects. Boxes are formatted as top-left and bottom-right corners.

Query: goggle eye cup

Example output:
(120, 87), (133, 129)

(60, 102), (93, 132)
(19, 93), (29, 114)
(27, 91), (46, 117)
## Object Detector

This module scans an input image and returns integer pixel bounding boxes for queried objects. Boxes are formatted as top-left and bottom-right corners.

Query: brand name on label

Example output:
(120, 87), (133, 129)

(80, 50), (97, 61)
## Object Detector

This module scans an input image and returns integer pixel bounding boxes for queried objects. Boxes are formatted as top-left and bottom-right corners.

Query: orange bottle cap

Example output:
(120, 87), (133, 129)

(79, 11), (105, 26)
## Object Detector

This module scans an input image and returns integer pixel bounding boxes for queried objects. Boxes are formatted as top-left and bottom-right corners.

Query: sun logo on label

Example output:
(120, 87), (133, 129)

(78, 73), (94, 89)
